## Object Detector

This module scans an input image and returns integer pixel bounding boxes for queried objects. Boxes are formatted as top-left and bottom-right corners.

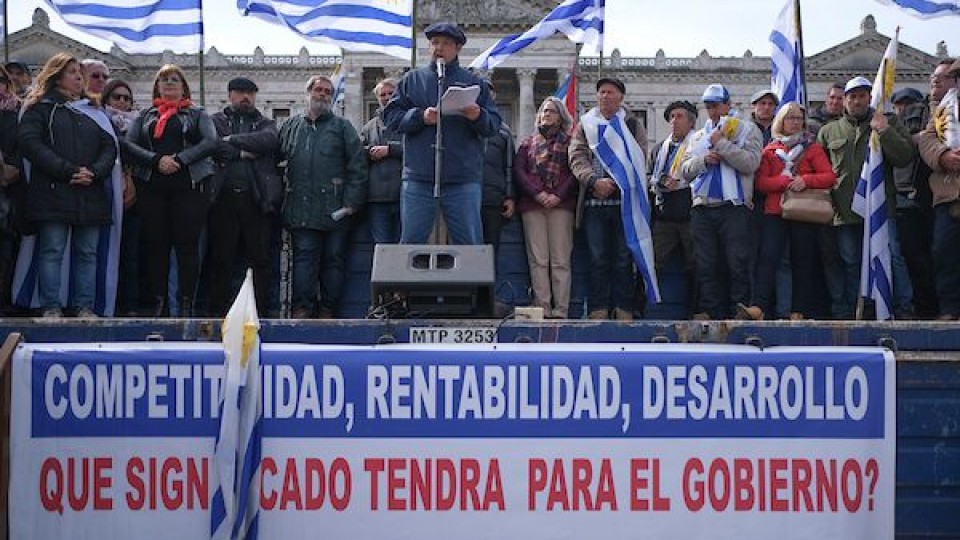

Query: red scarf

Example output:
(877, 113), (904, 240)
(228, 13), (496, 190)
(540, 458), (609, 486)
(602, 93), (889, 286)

(152, 98), (192, 139)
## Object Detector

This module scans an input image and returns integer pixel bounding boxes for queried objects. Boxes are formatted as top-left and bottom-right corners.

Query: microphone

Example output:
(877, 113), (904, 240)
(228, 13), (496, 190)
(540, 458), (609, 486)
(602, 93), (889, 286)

(436, 57), (445, 79)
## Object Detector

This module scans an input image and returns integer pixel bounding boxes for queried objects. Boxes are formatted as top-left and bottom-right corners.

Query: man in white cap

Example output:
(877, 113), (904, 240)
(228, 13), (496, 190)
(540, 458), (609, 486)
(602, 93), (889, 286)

(817, 76), (916, 319)
(680, 83), (763, 319)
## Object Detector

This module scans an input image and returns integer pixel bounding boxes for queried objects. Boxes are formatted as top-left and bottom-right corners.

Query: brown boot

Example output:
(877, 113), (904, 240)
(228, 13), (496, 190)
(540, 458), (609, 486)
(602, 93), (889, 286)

(612, 307), (634, 321)
(735, 303), (764, 321)
(692, 312), (711, 321)
(789, 312), (805, 321)
(588, 309), (609, 320)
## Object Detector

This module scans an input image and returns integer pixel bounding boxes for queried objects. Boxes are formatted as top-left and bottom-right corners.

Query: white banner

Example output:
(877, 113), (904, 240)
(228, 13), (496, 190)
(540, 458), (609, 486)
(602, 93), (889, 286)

(10, 343), (896, 540)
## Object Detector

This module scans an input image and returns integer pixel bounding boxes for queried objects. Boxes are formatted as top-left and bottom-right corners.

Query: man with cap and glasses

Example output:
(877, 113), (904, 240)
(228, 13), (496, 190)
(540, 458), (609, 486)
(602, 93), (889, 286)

(649, 100), (698, 317)
(569, 76), (648, 320)
(383, 21), (501, 245)
(817, 76), (915, 319)
(680, 83), (763, 320)
(3, 60), (31, 98)
(916, 57), (960, 320)
(206, 77), (281, 317)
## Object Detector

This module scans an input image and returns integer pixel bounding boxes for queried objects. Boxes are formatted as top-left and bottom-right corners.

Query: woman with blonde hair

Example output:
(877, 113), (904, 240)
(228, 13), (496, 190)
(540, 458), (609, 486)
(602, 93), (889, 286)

(513, 96), (578, 318)
(12, 52), (121, 318)
(738, 101), (836, 320)
(123, 64), (216, 317)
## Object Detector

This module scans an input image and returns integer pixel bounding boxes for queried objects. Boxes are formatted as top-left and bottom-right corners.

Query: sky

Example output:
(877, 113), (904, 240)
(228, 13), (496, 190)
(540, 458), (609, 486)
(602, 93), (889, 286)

(7, 0), (960, 59)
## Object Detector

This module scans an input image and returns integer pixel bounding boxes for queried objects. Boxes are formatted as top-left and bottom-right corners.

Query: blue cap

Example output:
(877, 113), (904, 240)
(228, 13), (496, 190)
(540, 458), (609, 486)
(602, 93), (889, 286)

(844, 76), (872, 94)
(425, 22), (466, 45)
(890, 87), (923, 104)
(701, 83), (730, 104)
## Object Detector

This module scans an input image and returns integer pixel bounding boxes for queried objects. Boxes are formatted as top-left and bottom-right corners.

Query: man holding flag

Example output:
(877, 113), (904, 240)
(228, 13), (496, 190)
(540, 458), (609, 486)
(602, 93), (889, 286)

(818, 72), (915, 320)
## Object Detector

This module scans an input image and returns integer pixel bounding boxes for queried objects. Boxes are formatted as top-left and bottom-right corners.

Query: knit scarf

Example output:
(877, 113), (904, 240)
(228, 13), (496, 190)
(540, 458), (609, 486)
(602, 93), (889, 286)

(531, 124), (570, 189)
(0, 92), (18, 112)
(152, 97), (192, 139)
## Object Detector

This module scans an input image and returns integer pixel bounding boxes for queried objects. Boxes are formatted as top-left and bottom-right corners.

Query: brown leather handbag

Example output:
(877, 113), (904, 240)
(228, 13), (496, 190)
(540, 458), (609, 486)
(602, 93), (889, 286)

(780, 189), (835, 224)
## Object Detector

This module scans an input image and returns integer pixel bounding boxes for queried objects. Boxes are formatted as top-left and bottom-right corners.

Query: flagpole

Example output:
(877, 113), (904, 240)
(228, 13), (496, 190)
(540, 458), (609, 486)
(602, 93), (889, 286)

(794, 0), (808, 109)
(197, 0), (205, 107)
(410, 0), (417, 69)
(3, 0), (9, 63)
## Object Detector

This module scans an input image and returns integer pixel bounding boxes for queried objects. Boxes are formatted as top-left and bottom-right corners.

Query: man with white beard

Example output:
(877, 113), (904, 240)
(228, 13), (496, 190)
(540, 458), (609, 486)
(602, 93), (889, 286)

(279, 75), (368, 319)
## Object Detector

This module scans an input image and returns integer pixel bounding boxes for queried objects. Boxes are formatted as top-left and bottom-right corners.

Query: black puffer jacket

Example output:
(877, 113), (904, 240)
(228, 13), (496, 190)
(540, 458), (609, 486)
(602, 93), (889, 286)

(18, 92), (116, 226)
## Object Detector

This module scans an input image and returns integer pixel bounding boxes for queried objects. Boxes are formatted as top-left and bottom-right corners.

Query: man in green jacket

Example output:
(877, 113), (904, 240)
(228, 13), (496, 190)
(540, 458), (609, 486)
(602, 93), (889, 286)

(280, 75), (368, 319)
(817, 76), (916, 319)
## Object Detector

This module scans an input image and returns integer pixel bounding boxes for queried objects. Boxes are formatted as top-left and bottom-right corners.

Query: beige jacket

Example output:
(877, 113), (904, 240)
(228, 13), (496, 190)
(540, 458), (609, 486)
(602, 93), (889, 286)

(915, 108), (960, 207)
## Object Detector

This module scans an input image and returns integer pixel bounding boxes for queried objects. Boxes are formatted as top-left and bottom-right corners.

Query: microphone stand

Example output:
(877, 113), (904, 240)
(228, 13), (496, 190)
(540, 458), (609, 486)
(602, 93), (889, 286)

(432, 61), (444, 243)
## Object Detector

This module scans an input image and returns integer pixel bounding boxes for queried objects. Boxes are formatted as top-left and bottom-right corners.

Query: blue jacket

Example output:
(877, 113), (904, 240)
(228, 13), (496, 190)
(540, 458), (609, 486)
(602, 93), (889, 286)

(383, 57), (501, 185)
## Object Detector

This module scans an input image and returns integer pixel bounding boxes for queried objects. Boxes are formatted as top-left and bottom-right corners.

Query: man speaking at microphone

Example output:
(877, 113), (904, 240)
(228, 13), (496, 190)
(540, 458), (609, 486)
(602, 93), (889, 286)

(384, 22), (502, 245)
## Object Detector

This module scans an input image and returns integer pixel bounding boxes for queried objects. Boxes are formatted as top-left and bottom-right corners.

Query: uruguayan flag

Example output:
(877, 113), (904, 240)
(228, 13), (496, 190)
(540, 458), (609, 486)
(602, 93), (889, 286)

(332, 61), (346, 113)
(211, 269), (263, 540)
(770, 0), (805, 106)
(851, 32), (898, 320)
(874, 0), (960, 17)
(469, 0), (604, 71)
(580, 108), (660, 303)
(46, 0), (203, 54)
(239, 0), (413, 60)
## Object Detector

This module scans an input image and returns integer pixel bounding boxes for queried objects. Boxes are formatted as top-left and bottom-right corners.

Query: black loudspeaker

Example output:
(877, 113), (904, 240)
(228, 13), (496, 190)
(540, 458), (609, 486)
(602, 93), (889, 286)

(370, 244), (495, 318)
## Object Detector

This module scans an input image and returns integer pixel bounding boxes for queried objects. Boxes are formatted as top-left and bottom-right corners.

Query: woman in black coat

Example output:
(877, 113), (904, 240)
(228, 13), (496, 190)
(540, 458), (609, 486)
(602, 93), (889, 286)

(14, 52), (116, 318)
(123, 64), (217, 317)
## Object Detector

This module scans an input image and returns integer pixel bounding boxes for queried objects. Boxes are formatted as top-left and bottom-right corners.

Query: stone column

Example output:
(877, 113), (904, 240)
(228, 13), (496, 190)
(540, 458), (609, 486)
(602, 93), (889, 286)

(343, 60), (364, 130)
(516, 68), (537, 138)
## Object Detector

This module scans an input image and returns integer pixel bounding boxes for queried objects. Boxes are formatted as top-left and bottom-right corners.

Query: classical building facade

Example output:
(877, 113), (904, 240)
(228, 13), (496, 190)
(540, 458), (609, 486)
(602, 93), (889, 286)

(7, 3), (952, 146)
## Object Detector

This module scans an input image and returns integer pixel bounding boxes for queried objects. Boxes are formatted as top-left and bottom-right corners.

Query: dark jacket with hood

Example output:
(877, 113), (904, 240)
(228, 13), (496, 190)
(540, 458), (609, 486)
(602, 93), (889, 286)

(359, 110), (403, 203)
(18, 92), (115, 226)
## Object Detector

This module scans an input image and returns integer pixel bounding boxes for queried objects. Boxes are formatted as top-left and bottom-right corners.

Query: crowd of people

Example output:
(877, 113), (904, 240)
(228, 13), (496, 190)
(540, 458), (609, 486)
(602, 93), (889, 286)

(1, 21), (959, 321)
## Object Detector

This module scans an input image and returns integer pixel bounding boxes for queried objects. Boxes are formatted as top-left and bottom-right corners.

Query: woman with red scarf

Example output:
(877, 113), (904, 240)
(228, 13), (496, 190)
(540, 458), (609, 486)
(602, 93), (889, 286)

(513, 97), (578, 319)
(123, 64), (216, 317)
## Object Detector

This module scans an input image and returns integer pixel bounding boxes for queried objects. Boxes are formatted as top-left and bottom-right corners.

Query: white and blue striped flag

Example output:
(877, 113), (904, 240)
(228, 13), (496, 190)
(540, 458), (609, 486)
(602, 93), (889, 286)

(580, 108), (660, 303)
(770, 0), (805, 106)
(469, 0), (604, 71)
(332, 61), (346, 114)
(45, 0), (203, 53)
(238, 0), (413, 60)
(211, 269), (263, 540)
(851, 30), (899, 321)
(874, 0), (960, 17)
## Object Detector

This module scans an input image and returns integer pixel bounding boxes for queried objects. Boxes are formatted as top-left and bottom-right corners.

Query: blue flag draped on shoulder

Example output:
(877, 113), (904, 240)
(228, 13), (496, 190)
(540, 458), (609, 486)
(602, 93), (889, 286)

(469, 0), (604, 71)
(238, 0), (413, 60)
(211, 269), (263, 540)
(874, 0), (960, 17)
(580, 108), (660, 303)
(769, 0), (805, 106)
(851, 31), (898, 321)
(45, 0), (203, 53)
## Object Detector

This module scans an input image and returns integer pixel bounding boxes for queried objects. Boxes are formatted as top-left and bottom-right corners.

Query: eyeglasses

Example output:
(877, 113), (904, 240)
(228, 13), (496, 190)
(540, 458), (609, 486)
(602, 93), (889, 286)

(88, 73), (108, 80)
(159, 76), (182, 83)
(541, 109), (560, 115)
(784, 115), (805, 121)
(931, 74), (954, 82)
(110, 94), (132, 102)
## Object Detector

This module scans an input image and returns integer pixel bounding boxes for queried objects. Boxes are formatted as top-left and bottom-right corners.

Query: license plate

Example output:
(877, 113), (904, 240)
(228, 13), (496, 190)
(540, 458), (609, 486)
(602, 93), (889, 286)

(408, 326), (497, 344)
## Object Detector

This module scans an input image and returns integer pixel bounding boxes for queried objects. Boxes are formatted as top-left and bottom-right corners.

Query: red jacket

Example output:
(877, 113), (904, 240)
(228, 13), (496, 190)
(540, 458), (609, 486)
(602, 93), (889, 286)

(755, 140), (837, 215)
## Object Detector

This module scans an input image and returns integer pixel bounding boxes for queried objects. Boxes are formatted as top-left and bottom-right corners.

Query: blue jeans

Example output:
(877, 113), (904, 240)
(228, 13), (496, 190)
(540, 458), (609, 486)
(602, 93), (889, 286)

(582, 205), (634, 313)
(887, 219), (914, 313)
(830, 224), (862, 319)
(400, 181), (482, 245)
(290, 227), (349, 313)
(932, 204), (960, 316)
(367, 202), (401, 244)
(35, 222), (100, 310)
(753, 215), (823, 317)
(690, 205), (751, 318)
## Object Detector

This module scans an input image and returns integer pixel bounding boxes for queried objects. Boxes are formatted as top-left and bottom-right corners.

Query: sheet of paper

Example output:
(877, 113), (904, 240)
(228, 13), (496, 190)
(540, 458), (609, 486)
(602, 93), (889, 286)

(440, 85), (480, 115)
